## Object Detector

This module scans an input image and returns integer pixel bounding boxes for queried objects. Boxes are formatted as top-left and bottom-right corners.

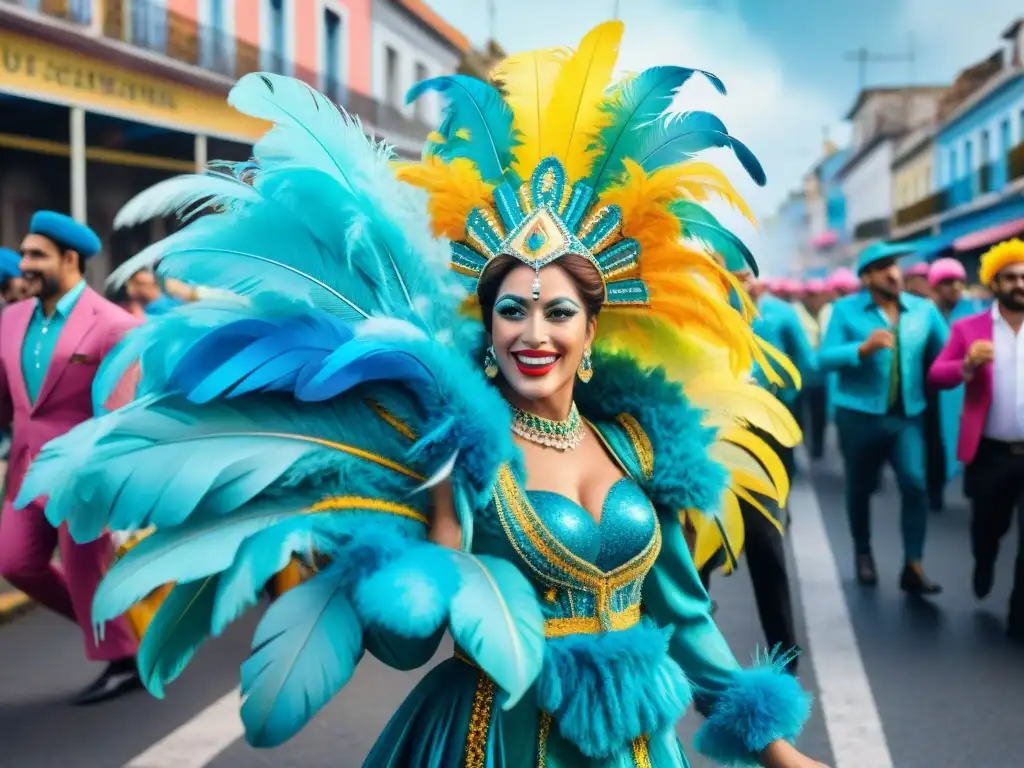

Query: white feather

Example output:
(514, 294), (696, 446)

(114, 174), (261, 230)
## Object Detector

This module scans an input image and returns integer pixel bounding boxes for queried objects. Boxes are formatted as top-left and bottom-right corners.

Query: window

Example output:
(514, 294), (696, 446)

(200, 0), (231, 74)
(949, 148), (957, 182)
(211, 0), (225, 33)
(131, 0), (168, 53)
(385, 46), (400, 107)
(964, 139), (973, 173)
(980, 129), (990, 166)
(323, 8), (343, 99)
(413, 62), (429, 121)
(1002, 119), (1012, 154)
(269, 0), (286, 72)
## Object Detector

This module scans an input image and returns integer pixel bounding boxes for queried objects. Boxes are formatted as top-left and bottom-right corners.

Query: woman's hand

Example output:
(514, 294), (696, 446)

(428, 479), (462, 550)
(760, 739), (829, 768)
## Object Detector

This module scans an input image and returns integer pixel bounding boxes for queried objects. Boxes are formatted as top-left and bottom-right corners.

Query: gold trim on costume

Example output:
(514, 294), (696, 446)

(543, 605), (641, 637)
(464, 672), (497, 768)
(615, 413), (654, 481)
(537, 712), (552, 767)
(309, 496), (428, 525)
(364, 399), (417, 441)
(631, 736), (652, 767)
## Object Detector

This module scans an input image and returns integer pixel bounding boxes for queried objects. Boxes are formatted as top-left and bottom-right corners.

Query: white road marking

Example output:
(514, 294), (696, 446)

(124, 687), (244, 768)
(789, 449), (894, 768)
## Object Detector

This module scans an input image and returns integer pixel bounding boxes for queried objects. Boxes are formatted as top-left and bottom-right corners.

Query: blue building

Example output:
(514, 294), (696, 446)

(892, 20), (1024, 276)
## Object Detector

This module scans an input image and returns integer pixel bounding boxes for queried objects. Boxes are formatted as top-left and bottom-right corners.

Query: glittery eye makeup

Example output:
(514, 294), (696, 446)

(495, 295), (528, 318)
(545, 298), (581, 320)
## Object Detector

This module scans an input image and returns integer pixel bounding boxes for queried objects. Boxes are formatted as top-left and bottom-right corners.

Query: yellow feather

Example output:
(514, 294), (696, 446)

(721, 425), (791, 502)
(709, 442), (779, 499)
(541, 21), (624, 182)
(731, 484), (783, 534)
(667, 161), (757, 226)
(719, 490), (745, 567)
(756, 336), (802, 391)
(490, 47), (571, 179)
(394, 156), (495, 241)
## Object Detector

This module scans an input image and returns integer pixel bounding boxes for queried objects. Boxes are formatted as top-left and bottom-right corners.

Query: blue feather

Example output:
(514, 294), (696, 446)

(112, 172), (262, 231)
(636, 112), (767, 186)
(136, 576), (219, 699)
(670, 201), (757, 275)
(406, 75), (517, 183)
(240, 563), (363, 748)
(211, 522), (315, 637)
(447, 552), (544, 709)
(588, 66), (726, 191)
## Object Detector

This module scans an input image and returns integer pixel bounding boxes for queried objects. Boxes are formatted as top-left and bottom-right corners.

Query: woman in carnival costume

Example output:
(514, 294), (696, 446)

(18, 21), (823, 768)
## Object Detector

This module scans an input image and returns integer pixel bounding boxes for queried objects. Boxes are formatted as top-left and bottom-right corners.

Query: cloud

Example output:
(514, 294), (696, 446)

(900, 0), (1020, 80)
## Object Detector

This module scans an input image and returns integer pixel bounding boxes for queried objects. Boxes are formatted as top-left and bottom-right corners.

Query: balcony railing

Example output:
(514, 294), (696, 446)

(894, 190), (947, 228)
(2, 0), (91, 24)
(10, 0), (435, 143)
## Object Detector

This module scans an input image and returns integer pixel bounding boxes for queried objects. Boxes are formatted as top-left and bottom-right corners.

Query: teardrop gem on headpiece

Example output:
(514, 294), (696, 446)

(526, 229), (546, 253)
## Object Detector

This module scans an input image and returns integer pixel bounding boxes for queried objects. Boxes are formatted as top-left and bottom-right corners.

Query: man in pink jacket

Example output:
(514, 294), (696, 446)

(0, 211), (141, 702)
(928, 238), (1024, 643)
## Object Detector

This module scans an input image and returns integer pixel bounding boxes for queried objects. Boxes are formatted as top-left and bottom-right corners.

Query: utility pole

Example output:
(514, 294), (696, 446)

(844, 43), (916, 91)
(488, 0), (496, 41)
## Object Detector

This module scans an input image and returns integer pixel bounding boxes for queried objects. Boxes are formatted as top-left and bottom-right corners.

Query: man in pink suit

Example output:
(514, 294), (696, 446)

(0, 211), (142, 703)
(928, 238), (1024, 643)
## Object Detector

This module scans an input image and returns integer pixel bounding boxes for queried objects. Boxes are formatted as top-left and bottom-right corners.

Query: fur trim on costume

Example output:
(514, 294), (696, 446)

(693, 648), (811, 766)
(352, 543), (460, 638)
(575, 349), (728, 517)
(536, 618), (692, 758)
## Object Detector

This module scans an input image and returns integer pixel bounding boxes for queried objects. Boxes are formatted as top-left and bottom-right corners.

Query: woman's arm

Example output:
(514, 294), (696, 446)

(643, 512), (816, 767)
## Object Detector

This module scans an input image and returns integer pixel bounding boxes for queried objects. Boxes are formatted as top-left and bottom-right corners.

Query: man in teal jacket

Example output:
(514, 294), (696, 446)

(818, 242), (948, 594)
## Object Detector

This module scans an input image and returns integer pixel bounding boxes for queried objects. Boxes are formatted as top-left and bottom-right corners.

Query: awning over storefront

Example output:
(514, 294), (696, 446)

(893, 231), (958, 261)
(939, 197), (1024, 244)
(953, 217), (1024, 252)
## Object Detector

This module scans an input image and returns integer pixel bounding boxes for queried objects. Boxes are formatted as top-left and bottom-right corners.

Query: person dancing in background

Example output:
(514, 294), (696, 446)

(16, 23), (827, 767)
(924, 258), (983, 512)
(819, 242), (948, 593)
(929, 239), (1024, 643)
(902, 261), (932, 299)
(793, 278), (832, 460)
(0, 212), (141, 704)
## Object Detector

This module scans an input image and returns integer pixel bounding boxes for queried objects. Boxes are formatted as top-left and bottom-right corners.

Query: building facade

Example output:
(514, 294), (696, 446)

(802, 144), (850, 268)
(0, 0), (462, 282)
(890, 18), (1024, 275)
(836, 85), (947, 252)
(370, 0), (468, 143)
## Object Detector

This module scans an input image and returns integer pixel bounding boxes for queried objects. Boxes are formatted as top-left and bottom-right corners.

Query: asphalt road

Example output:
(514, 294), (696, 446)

(1, 436), (1022, 767)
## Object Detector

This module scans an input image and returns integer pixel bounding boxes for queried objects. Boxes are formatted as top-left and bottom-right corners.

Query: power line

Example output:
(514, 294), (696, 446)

(843, 43), (916, 91)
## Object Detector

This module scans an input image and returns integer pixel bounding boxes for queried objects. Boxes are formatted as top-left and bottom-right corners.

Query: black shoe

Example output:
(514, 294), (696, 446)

(973, 558), (995, 599)
(899, 563), (942, 596)
(856, 553), (878, 586)
(72, 659), (142, 706)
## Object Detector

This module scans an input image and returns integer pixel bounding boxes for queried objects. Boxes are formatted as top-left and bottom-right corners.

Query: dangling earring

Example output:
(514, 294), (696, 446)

(577, 348), (593, 383)
(484, 345), (499, 379)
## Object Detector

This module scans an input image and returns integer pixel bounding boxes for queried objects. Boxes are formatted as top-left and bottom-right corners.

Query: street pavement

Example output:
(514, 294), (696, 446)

(1, 437), (1022, 767)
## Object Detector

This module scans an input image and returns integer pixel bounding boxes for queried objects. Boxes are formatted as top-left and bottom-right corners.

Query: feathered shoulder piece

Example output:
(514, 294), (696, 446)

(398, 20), (786, 383)
(575, 349), (797, 571)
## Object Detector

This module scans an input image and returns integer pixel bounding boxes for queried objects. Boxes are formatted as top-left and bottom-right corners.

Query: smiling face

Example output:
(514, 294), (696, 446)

(489, 263), (597, 402)
(19, 233), (81, 302)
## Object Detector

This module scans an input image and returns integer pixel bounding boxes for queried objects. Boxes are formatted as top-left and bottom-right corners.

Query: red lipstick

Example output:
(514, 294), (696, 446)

(511, 350), (560, 377)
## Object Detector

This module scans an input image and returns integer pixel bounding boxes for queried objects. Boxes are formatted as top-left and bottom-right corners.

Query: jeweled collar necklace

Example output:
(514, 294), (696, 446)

(511, 403), (584, 451)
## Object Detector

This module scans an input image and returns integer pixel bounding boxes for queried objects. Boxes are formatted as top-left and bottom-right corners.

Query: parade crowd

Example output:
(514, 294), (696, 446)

(1, 207), (1023, 712)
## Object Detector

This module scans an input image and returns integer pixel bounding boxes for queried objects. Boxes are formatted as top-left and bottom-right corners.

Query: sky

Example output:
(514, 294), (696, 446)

(426, 0), (1022, 273)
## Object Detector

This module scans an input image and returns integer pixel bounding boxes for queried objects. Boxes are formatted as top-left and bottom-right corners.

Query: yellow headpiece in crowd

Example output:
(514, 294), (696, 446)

(979, 238), (1024, 285)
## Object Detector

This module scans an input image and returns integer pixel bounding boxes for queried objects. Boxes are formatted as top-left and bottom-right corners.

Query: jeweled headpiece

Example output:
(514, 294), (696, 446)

(399, 20), (785, 381)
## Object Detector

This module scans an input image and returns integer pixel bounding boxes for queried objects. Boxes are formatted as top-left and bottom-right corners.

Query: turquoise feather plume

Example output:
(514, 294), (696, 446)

(448, 552), (545, 709)
(636, 111), (766, 186)
(137, 576), (220, 699)
(670, 200), (757, 274)
(587, 65), (726, 191)
(240, 563), (363, 748)
(406, 74), (518, 184)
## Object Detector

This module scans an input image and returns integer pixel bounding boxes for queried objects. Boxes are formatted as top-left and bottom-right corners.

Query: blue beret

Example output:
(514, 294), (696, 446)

(29, 211), (101, 260)
(0, 247), (21, 282)
(855, 241), (915, 275)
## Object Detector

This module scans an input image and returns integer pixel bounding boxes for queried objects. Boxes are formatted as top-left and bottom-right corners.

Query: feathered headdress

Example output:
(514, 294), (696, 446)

(979, 238), (1024, 285)
(398, 20), (783, 382)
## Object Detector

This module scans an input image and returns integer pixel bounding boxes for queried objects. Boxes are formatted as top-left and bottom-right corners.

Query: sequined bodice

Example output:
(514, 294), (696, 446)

(526, 478), (656, 572)
(486, 465), (662, 637)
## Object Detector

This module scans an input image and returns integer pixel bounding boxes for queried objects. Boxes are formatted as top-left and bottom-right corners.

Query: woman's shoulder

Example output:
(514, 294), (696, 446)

(576, 350), (728, 517)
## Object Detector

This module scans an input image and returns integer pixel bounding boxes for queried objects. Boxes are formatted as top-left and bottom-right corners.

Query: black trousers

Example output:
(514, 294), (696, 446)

(964, 439), (1024, 626)
(794, 386), (827, 460)
(701, 427), (797, 664)
(924, 389), (946, 511)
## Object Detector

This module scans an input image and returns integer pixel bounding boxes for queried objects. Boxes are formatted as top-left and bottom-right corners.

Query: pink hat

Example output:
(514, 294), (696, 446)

(804, 278), (828, 293)
(928, 257), (967, 287)
(827, 268), (859, 292)
(904, 262), (931, 278)
(782, 278), (803, 294)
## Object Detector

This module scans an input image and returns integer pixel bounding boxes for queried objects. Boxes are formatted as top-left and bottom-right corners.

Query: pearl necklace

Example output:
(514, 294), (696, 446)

(511, 403), (584, 451)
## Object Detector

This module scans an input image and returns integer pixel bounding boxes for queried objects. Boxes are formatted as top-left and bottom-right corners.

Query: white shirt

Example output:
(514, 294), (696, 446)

(983, 303), (1024, 441)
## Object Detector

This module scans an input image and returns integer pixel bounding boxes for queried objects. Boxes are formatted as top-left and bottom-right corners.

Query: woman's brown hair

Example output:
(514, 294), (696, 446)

(476, 254), (605, 335)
